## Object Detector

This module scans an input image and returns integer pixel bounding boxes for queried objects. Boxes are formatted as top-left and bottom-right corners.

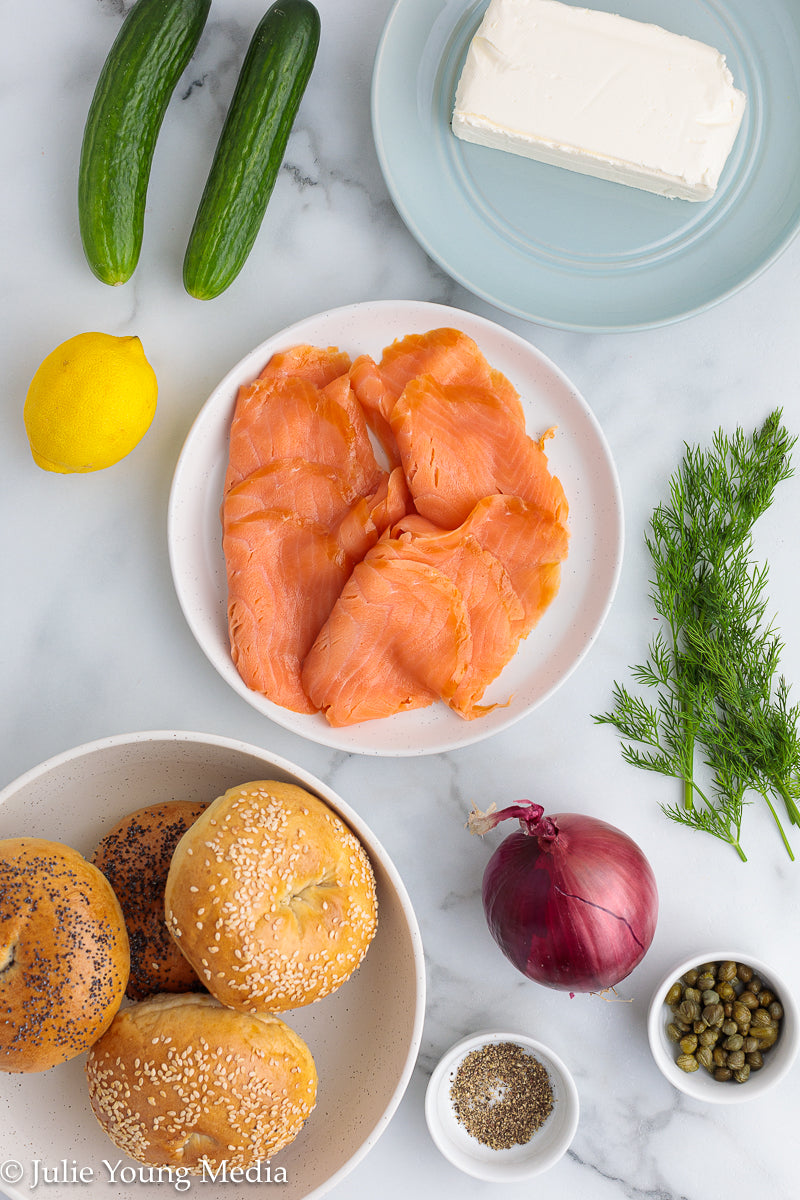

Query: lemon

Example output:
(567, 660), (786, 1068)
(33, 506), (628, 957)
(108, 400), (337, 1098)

(24, 331), (158, 473)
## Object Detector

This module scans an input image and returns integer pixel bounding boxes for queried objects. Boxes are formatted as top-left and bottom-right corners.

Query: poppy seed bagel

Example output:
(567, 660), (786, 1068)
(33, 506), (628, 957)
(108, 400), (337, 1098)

(93, 800), (207, 1000)
(0, 836), (129, 1072)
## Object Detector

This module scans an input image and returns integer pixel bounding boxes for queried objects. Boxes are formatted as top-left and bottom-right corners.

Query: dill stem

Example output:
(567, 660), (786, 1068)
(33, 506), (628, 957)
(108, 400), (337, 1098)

(683, 699), (695, 812)
(670, 609), (695, 814)
(685, 777), (747, 861)
(761, 790), (795, 861)
(682, 768), (694, 812)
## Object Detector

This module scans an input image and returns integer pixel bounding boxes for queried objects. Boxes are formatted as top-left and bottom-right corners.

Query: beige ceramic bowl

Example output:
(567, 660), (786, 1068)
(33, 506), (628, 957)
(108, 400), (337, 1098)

(647, 949), (799, 1104)
(0, 731), (425, 1200)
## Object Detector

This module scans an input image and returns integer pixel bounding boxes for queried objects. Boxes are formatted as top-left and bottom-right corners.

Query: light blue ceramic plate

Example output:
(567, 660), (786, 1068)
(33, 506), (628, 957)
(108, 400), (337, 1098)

(372, 0), (800, 331)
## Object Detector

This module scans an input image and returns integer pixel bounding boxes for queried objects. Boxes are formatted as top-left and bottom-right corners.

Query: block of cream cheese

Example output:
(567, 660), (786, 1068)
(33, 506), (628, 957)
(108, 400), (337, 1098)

(451, 0), (746, 201)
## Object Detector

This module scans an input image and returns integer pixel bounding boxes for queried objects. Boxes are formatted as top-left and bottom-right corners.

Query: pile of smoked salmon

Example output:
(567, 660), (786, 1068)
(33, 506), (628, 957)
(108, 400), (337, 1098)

(221, 327), (569, 726)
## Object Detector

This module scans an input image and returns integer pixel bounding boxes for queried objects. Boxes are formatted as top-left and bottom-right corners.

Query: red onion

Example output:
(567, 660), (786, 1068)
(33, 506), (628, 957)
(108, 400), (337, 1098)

(469, 802), (658, 993)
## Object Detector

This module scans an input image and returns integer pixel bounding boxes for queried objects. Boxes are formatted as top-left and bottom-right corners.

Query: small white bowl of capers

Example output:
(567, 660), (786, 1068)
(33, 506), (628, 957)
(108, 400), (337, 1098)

(647, 951), (799, 1103)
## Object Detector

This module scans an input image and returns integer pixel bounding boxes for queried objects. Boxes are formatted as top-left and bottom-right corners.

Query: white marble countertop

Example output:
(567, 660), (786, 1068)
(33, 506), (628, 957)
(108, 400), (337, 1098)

(2, 1), (800, 1198)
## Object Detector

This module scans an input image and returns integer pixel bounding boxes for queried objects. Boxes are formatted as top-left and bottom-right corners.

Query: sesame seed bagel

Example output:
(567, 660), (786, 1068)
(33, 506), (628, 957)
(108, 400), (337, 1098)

(164, 780), (378, 1013)
(0, 836), (129, 1073)
(85, 992), (317, 1171)
(93, 801), (207, 1001)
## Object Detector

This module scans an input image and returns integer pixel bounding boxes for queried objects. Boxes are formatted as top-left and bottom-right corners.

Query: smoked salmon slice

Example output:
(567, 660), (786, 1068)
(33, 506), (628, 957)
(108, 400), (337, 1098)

(454, 495), (569, 636)
(396, 495), (570, 634)
(336, 467), (411, 560)
(348, 354), (401, 468)
(224, 362), (380, 498)
(390, 376), (568, 528)
(225, 509), (352, 712)
(256, 343), (352, 390)
(349, 328), (525, 467)
(301, 553), (472, 726)
(378, 528), (523, 720)
(379, 328), (524, 426)
(223, 459), (355, 528)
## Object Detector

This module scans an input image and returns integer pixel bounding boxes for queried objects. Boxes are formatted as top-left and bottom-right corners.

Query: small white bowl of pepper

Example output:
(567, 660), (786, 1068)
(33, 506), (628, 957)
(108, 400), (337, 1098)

(647, 951), (799, 1103)
(424, 1030), (579, 1181)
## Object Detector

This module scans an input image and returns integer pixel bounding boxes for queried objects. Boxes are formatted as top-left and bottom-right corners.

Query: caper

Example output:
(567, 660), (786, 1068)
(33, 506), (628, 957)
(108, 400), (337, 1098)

(732, 1001), (751, 1027)
(696, 1046), (714, 1073)
(699, 962), (717, 975)
(717, 981), (736, 1002)
(737, 963), (754, 983)
(683, 968), (699, 986)
(683, 987), (702, 1004)
(713, 1048), (728, 1067)
(666, 1022), (682, 1043)
(750, 977), (763, 995)
(723, 1002), (734, 1018)
(743, 1036), (759, 1053)
(702, 1003), (724, 1027)
(714, 1066), (733, 1081)
(759, 989), (775, 1007)
(697, 973), (716, 992)
(680, 1034), (698, 1054)
(750, 1026), (778, 1048)
(750, 1007), (773, 1028)
(733, 1064), (751, 1084)
(718, 961), (737, 982)
(721, 1020), (738, 1037)
(665, 982), (683, 1006)
(699, 1028), (720, 1047)
(702, 989), (720, 1006)
(677, 1053), (699, 1073)
(727, 1050), (746, 1070)
(739, 990), (759, 1010)
(746, 1050), (764, 1070)
(679, 1000), (701, 1023)
(769, 1001), (784, 1021)
(723, 1034), (744, 1052)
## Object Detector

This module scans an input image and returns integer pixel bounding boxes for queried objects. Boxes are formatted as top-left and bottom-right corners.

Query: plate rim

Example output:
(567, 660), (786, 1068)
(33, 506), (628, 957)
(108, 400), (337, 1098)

(167, 299), (624, 756)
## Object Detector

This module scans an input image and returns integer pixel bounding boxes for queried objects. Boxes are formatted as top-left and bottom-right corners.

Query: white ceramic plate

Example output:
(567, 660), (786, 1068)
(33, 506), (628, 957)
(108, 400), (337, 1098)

(0, 731), (426, 1200)
(372, 0), (800, 330)
(168, 300), (623, 756)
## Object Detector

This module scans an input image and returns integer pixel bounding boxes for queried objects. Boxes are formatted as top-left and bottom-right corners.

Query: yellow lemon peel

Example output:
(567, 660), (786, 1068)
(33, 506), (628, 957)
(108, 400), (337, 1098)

(24, 331), (157, 473)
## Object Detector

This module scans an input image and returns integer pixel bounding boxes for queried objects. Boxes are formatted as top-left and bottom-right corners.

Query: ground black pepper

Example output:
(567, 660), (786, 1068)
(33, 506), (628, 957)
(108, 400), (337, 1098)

(449, 1041), (554, 1150)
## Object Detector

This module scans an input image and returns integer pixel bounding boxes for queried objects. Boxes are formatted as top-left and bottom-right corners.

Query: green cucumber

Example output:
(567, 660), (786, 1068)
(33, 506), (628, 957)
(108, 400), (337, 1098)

(79, 0), (211, 285)
(183, 0), (321, 300)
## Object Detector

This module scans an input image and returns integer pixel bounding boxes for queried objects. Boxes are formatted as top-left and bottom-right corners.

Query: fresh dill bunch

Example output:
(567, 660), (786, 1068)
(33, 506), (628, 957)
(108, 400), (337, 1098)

(595, 409), (797, 862)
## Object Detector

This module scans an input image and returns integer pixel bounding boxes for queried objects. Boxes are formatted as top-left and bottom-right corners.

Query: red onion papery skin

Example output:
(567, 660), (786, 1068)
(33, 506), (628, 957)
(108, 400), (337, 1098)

(471, 803), (659, 992)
